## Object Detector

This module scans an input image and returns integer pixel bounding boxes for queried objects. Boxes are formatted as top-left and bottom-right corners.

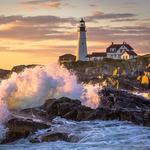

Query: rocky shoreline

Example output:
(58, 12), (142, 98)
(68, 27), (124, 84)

(1, 88), (150, 144)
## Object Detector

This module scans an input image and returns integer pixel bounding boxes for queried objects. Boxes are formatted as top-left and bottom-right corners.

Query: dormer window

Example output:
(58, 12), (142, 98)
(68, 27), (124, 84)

(110, 48), (115, 52)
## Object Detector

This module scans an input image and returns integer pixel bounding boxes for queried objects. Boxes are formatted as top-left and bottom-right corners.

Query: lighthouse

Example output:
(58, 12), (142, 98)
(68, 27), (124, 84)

(76, 18), (87, 61)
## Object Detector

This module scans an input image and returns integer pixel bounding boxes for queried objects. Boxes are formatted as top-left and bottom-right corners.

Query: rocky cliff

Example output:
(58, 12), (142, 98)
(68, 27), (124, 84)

(63, 56), (150, 91)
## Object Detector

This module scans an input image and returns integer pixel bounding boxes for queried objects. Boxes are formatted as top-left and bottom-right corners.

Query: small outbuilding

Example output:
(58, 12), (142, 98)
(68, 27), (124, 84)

(59, 54), (76, 63)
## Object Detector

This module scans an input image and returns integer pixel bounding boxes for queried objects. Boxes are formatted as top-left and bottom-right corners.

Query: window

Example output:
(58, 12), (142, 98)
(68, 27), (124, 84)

(110, 48), (116, 52)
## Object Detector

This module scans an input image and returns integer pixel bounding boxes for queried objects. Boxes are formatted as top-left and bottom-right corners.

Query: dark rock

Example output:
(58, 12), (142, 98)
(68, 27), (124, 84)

(1, 117), (50, 144)
(20, 108), (49, 119)
(40, 94), (150, 126)
(95, 88), (150, 126)
(30, 132), (79, 143)
(99, 88), (150, 111)
(0, 69), (11, 79)
(41, 97), (94, 121)
(11, 64), (40, 73)
(63, 56), (150, 91)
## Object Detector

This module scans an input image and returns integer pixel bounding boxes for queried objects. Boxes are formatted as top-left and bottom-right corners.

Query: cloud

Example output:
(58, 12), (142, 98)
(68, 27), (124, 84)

(21, 0), (57, 5)
(122, 1), (137, 8)
(0, 46), (10, 51)
(0, 15), (77, 26)
(0, 15), (77, 40)
(21, 0), (61, 5)
(87, 26), (150, 43)
(111, 18), (139, 22)
(0, 15), (149, 54)
(87, 26), (150, 53)
(0, 15), (149, 42)
(20, 0), (61, 10)
(40, 2), (61, 9)
(85, 11), (136, 22)
(89, 4), (97, 7)
(0, 20), (24, 31)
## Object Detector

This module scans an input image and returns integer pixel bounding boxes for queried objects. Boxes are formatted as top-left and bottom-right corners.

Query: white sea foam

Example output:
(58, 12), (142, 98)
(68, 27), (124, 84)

(0, 63), (100, 125)
(1, 118), (149, 150)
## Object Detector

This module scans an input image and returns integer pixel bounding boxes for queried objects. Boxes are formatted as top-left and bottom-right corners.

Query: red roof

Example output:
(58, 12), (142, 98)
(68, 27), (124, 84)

(59, 54), (76, 61)
(87, 52), (107, 57)
(59, 54), (76, 58)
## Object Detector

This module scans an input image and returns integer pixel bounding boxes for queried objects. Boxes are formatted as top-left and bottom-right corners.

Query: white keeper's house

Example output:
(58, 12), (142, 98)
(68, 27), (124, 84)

(87, 42), (137, 61)
(106, 42), (137, 60)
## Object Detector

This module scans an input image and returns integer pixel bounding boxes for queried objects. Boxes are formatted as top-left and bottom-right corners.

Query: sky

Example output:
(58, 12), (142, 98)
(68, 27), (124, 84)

(0, 0), (150, 69)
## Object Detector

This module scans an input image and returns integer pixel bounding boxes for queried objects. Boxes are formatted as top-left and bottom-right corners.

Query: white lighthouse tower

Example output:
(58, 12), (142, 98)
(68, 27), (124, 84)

(76, 18), (87, 61)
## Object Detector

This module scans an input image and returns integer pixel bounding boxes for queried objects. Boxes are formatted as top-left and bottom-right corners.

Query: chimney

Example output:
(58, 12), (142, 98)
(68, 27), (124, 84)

(123, 41), (126, 44)
(112, 42), (114, 45)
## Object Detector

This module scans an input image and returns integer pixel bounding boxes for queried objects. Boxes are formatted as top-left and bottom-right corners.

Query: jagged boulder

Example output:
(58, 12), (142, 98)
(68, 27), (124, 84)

(40, 94), (150, 126)
(11, 64), (38, 73)
(97, 88), (150, 126)
(41, 97), (94, 121)
(1, 117), (50, 144)
(99, 88), (150, 110)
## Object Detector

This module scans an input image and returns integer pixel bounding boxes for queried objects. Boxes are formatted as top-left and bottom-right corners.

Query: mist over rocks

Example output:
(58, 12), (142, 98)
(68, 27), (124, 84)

(0, 63), (100, 128)
(5, 64), (99, 110)
(1, 89), (150, 144)
(0, 65), (39, 80)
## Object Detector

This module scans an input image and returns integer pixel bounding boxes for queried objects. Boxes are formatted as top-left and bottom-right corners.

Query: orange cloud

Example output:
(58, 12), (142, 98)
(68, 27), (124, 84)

(41, 2), (61, 9)
(0, 20), (24, 31)
(92, 11), (104, 17)
(21, 0), (61, 10)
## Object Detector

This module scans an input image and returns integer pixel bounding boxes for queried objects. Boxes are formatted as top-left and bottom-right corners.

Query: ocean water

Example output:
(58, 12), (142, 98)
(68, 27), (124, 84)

(0, 117), (150, 150)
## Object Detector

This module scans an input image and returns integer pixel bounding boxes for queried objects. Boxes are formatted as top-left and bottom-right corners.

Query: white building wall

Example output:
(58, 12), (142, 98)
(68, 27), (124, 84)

(90, 57), (104, 61)
(107, 53), (121, 59)
(77, 31), (87, 61)
(107, 46), (132, 59)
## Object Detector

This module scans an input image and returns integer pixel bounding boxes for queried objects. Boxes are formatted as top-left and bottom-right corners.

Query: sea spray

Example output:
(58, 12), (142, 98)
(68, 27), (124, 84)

(0, 63), (100, 117)
(134, 91), (150, 100)
(0, 99), (10, 141)
(0, 63), (100, 140)
(81, 84), (100, 108)
(0, 63), (101, 139)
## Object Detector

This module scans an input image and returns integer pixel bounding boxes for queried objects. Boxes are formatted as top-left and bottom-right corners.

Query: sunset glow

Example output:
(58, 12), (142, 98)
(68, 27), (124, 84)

(0, 0), (150, 69)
